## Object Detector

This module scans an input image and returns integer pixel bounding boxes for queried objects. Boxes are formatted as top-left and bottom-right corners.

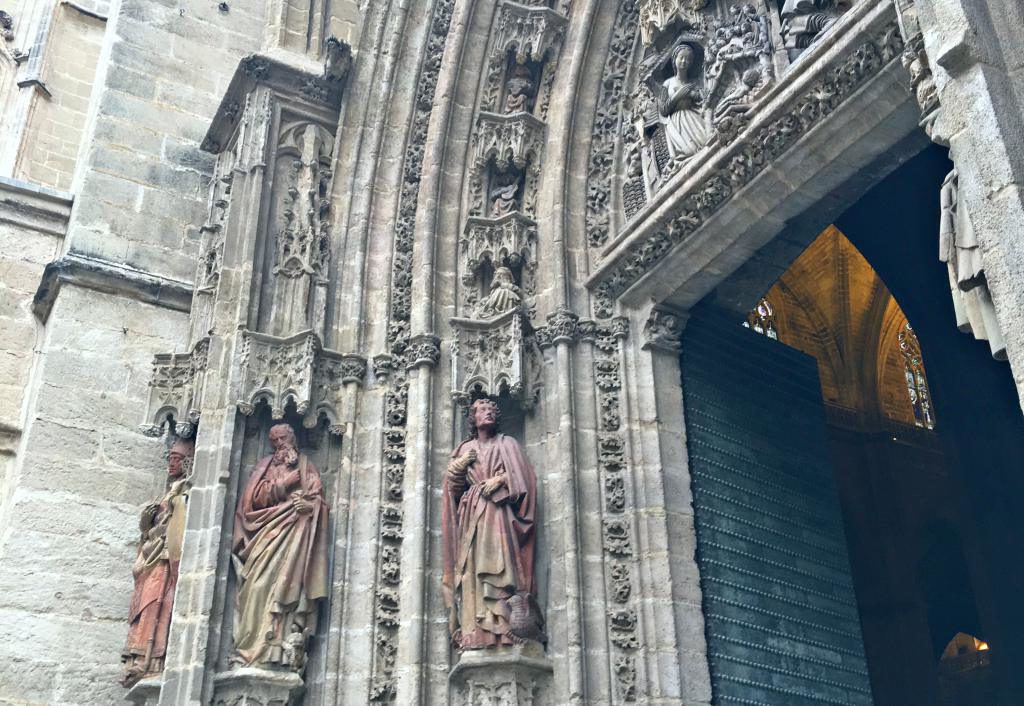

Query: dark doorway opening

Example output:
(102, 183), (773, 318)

(682, 145), (1024, 706)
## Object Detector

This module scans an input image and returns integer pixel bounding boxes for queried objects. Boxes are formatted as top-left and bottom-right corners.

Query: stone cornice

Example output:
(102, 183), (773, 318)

(586, 0), (902, 317)
(33, 253), (193, 323)
(202, 52), (348, 154)
(0, 176), (72, 237)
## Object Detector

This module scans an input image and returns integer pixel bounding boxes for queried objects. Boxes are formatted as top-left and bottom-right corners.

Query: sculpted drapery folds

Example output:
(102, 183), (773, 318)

(442, 399), (545, 651)
(231, 423), (330, 670)
(121, 437), (195, 688)
(659, 44), (711, 164)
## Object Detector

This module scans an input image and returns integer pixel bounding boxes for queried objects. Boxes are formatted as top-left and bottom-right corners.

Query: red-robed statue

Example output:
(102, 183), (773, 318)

(442, 399), (546, 650)
(121, 437), (194, 688)
(231, 423), (330, 670)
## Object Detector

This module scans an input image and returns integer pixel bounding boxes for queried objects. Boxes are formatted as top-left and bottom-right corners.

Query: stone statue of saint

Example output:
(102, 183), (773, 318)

(442, 399), (545, 651)
(121, 437), (195, 688)
(939, 168), (1007, 360)
(491, 179), (519, 217)
(503, 64), (535, 114)
(658, 44), (711, 164)
(231, 423), (330, 669)
(478, 266), (522, 318)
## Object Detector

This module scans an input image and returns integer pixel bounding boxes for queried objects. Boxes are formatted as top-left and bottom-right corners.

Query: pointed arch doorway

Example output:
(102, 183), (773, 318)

(678, 145), (1024, 705)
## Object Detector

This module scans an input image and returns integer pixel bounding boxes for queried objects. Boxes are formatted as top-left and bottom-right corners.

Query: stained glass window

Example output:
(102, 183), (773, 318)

(743, 298), (778, 339)
(899, 323), (935, 429)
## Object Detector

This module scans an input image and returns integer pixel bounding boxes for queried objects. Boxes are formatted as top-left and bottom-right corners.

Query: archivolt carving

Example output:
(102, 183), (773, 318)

(372, 0), (457, 697)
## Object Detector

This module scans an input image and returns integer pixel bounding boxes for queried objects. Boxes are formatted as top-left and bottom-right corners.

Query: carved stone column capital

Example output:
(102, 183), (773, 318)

(338, 354), (367, 385)
(405, 334), (442, 369)
(642, 309), (687, 353)
(545, 308), (579, 345)
(372, 354), (394, 381)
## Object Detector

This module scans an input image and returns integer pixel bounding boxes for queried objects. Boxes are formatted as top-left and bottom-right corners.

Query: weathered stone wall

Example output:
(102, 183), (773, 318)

(14, 5), (105, 191)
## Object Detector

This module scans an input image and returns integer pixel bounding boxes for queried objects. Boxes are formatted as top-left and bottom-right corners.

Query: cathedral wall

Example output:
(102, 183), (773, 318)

(0, 282), (187, 706)
(14, 4), (105, 192)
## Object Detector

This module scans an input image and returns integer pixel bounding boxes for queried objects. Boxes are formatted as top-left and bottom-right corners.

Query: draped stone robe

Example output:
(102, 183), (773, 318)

(442, 433), (537, 650)
(121, 477), (189, 686)
(231, 453), (330, 667)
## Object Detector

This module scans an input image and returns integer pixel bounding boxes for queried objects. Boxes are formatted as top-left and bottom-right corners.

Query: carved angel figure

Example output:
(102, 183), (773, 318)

(658, 45), (711, 164)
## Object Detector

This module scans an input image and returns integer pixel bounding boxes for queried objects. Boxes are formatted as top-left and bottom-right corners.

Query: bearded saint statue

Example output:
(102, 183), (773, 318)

(121, 437), (194, 688)
(442, 399), (546, 651)
(231, 423), (330, 670)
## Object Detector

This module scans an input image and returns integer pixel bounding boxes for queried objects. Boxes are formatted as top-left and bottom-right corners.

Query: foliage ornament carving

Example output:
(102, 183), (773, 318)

(371, 0), (457, 696)
(642, 309), (685, 352)
(585, 0), (641, 247)
(591, 24), (904, 318)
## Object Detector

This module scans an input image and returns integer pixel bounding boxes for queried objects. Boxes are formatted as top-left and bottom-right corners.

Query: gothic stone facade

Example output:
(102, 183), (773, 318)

(0, 0), (1023, 704)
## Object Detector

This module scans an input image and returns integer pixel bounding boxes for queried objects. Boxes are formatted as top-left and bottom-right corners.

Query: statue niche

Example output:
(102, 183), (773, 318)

(442, 399), (546, 651)
(121, 437), (195, 688)
(230, 423), (330, 672)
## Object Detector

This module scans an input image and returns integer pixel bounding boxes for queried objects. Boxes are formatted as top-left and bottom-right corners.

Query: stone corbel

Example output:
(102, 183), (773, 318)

(449, 643), (553, 706)
(642, 308), (687, 353)
(212, 667), (304, 706)
(140, 338), (210, 438)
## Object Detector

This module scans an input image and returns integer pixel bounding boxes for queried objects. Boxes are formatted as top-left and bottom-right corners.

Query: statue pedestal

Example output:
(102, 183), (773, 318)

(124, 676), (161, 705)
(449, 642), (553, 706)
(212, 667), (304, 706)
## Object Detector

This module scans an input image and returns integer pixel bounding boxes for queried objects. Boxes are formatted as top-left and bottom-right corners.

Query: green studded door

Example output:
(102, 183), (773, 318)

(681, 306), (874, 705)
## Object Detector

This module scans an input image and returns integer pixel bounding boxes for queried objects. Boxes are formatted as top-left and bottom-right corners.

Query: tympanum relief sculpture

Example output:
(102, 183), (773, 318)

(442, 399), (545, 651)
(121, 437), (195, 688)
(230, 423), (330, 671)
(622, 3), (775, 217)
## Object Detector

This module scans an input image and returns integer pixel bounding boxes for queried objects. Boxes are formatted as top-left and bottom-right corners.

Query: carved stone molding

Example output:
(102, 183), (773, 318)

(780, 0), (852, 60)
(141, 338), (209, 438)
(589, 20), (904, 317)
(638, 0), (709, 46)
(450, 311), (540, 409)
(461, 212), (538, 277)
(492, 2), (569, 65)
(585, 0), (640, 247)
(449, 643), (553, 706)
(212, 667), (304, 706)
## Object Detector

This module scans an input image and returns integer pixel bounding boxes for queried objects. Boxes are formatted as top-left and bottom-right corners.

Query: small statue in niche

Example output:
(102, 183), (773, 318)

(490, 175), (521, 217)
(658, 44), (711, 165)
(503, 63), (535, 114)
(231, 424), (330, 670)
(442, 399), (546, 650)
(478, 266), (523, 318)
(121, 437), (195, 688)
